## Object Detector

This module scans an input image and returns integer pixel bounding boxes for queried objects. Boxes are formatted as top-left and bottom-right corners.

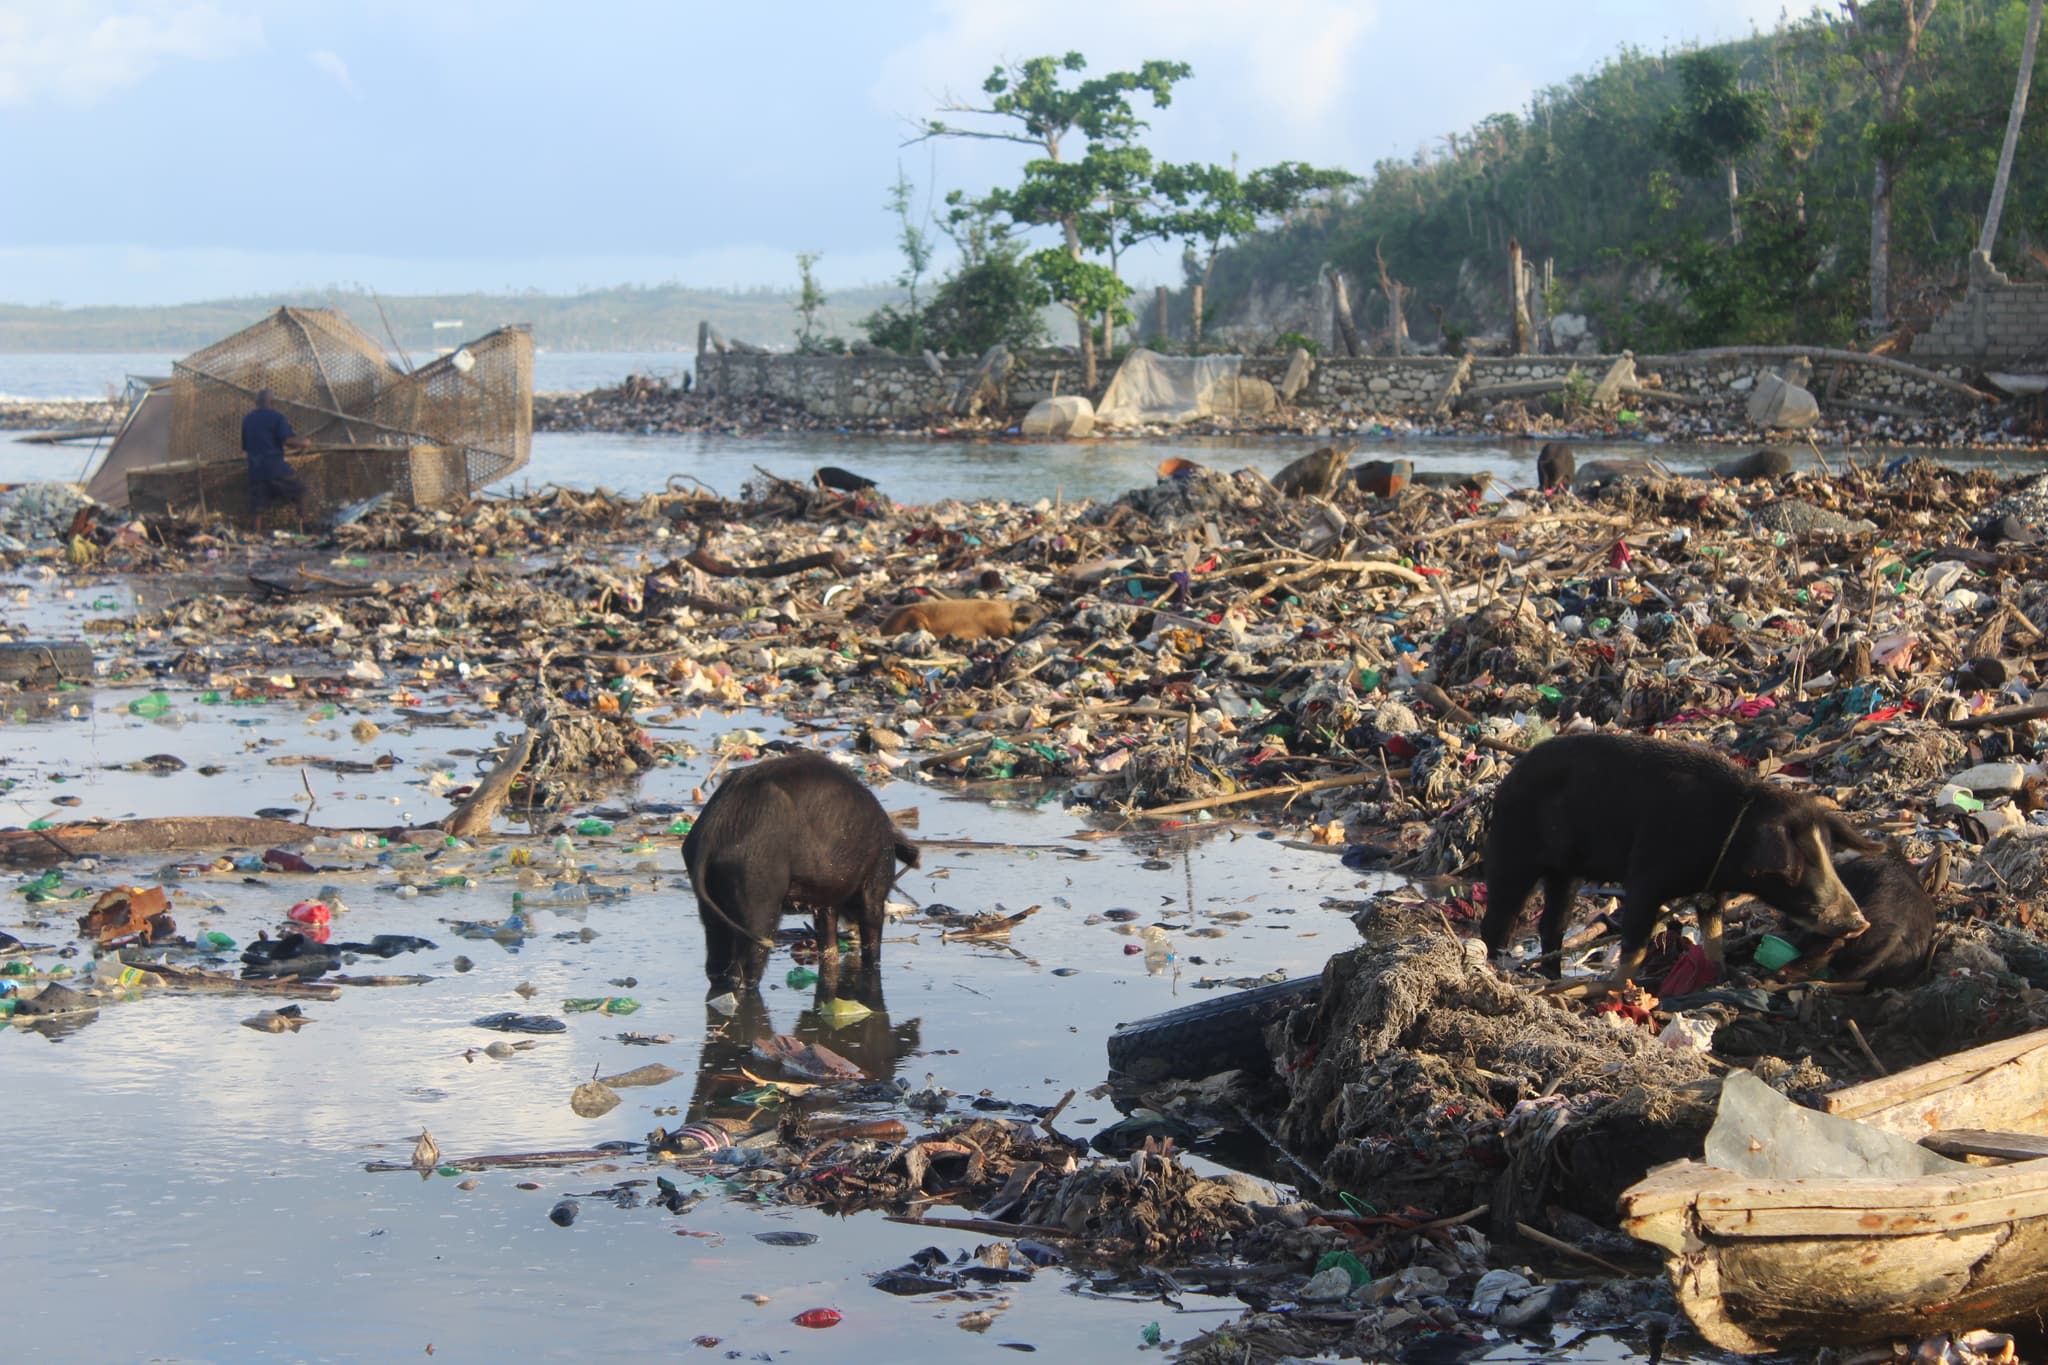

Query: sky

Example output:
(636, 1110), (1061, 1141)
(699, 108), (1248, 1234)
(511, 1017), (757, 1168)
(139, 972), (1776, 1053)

(0, 0), (1802, 307)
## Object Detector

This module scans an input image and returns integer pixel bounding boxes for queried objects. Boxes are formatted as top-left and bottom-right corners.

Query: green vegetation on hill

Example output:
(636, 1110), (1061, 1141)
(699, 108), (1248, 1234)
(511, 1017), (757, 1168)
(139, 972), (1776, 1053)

(0, 283), (902, 354)
(1200, 0), (2048, 350)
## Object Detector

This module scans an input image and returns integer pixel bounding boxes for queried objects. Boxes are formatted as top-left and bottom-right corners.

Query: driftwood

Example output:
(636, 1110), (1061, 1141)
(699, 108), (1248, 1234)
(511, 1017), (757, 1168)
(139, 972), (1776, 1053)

(443, 722), (542, 838)
(1589, 352), (1636, 407)
(0, 816), (385, 868)
(1132, 771), (1382, 819)
(364, 1147), (629, 1174)
(1430, 352), (1474, 418)
(146, 962), (342, 1000)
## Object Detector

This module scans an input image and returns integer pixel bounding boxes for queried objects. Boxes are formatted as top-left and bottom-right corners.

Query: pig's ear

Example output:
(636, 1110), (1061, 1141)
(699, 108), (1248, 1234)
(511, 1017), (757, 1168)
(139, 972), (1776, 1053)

(1818, 809), (1883, 854)
(1742, 823), (1800, 882)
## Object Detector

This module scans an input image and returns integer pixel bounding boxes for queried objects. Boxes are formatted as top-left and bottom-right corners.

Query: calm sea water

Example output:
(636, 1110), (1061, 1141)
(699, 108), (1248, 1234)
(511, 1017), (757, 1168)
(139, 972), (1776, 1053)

(0, 351), (1996, 508)
(0, 350), (695, 401)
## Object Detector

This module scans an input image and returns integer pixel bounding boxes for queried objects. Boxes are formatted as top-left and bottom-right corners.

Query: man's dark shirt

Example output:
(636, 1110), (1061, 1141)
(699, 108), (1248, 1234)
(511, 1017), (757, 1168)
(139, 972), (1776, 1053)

(241, 407), (297, 481)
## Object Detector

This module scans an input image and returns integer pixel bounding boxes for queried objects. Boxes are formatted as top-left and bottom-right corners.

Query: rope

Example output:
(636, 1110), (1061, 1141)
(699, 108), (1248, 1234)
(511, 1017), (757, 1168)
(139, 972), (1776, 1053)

(1705, 794), (1757, 890)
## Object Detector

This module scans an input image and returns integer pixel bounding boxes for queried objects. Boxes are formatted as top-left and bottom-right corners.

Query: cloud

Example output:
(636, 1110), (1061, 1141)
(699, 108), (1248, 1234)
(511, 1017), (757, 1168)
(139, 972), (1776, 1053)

(310, 48), (353, 92)
(874, 1), (1380, 139)
(0, 2), (263, 109)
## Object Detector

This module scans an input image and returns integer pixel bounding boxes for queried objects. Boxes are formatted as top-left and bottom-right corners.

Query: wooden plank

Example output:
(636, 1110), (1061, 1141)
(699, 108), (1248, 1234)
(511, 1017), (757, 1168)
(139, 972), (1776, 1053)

(1922, 1128), (2048, 1162)
(1590, 352), (1636, 408)
(1823, 1028), (2048, 1138)
(1703, 1186), (2048, 1244)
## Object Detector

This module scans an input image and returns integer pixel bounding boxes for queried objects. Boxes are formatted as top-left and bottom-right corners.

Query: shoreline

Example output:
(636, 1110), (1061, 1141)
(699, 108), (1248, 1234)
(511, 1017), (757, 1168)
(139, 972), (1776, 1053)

(8, 375), (2048, 454)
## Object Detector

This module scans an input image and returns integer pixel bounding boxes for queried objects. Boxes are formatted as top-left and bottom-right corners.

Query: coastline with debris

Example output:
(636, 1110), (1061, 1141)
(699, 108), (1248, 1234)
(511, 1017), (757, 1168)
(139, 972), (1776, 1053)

(2, 430), (2048, 1358)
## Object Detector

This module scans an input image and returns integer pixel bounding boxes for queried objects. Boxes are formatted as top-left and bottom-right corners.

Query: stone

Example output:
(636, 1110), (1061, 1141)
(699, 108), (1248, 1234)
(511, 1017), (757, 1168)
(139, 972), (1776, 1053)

(1548, 312), (1590, 345)
(1020, 395), (1095, 438)
(1746, 370), (1821, 430)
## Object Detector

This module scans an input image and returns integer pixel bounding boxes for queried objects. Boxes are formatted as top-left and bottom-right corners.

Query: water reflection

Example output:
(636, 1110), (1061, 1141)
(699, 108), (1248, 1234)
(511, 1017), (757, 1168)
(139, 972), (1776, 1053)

(682, 964), (919, 1128)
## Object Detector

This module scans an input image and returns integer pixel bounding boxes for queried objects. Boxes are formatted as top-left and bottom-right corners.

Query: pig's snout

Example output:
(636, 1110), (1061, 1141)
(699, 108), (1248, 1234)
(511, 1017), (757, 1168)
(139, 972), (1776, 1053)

(1819, 896), (1869, 939)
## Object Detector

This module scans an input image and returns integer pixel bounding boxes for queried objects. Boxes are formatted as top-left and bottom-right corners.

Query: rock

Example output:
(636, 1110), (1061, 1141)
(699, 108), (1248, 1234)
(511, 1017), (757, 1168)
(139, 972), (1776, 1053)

(1746, 370), (1821, 430)
(1020, 396), (1095, 439)
(1548, 312), (1590, 346)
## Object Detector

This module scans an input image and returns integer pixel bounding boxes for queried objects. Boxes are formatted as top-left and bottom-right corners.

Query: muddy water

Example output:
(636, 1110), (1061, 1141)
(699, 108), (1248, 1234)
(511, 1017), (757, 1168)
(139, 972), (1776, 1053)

(0, 587), (1391, 1361)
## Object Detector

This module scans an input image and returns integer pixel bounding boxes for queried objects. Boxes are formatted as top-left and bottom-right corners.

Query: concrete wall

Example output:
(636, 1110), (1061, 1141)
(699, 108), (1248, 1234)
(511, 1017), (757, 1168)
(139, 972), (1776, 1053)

(1913, 251), (2048, 362)
(698, 347), (1973, 423)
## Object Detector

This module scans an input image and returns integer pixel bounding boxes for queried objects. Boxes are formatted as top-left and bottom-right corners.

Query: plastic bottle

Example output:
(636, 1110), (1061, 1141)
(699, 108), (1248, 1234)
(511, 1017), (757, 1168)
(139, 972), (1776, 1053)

(126, 691), (172, 718)
(312, 833), (385, 852)
(627, 841), (661, 873)
(1141, 926), (1174, 976)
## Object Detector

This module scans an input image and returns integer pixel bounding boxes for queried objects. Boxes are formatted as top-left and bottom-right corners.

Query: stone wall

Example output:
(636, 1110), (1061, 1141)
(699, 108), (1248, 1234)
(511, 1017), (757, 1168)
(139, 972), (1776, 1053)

(697, 347), (1973, 422)
(1912, 251), (2048, 362)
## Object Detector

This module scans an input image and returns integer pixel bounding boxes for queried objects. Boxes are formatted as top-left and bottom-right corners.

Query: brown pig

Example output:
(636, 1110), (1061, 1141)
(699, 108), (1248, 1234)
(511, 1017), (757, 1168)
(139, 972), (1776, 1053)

(881, 598), (1043, 641)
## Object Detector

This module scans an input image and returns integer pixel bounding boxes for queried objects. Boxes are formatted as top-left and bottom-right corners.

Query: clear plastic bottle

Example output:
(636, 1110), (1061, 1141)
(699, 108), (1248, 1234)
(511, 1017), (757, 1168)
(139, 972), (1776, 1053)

(312, 833), (385, 852)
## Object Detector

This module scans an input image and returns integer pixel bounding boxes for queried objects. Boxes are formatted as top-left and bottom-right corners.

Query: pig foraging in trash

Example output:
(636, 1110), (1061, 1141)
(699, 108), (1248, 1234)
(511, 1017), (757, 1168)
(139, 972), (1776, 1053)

(1789, 853), (1936, 988)
(1480, 733), (1882, 984)
(683, 752), (918, 990)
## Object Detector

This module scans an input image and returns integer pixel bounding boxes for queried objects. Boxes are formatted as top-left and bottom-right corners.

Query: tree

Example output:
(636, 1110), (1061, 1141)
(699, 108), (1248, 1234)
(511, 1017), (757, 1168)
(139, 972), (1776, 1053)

(1657, 52), (1768, 242)
(914, 52), (1192, 387)
(1154, 157), (1354, 343)
(884, 166), (935, 354)
(1980, 0), (2043, 258)
(1843, 0), (1942, 328)
(793, 252), (830, 352)
(862, 206), (1049, 355)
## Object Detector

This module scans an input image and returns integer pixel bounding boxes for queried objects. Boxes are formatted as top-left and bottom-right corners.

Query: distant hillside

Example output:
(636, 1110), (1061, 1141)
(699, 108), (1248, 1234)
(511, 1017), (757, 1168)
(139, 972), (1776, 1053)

(0, 283), (903, 354)
(1194, 0), (2048, 350)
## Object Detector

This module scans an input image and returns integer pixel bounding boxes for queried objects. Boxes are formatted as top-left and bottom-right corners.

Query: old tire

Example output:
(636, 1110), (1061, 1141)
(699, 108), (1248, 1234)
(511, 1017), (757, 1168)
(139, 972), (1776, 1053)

(0, 642), (91, 685)
(1105, 974), (1323, 1083)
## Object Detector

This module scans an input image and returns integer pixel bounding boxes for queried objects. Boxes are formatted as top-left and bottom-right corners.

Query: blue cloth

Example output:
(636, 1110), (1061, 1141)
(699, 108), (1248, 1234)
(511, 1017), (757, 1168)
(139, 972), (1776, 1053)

(241, 407), (297, 480)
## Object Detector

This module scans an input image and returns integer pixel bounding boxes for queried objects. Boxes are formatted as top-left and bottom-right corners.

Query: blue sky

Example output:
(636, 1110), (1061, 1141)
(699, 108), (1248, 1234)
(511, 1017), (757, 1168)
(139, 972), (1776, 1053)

(0, 0), (1797, 306)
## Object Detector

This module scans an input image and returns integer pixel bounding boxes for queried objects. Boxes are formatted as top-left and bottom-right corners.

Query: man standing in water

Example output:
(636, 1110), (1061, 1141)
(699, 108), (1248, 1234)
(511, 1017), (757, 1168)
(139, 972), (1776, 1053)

(241, 388), (311, 531)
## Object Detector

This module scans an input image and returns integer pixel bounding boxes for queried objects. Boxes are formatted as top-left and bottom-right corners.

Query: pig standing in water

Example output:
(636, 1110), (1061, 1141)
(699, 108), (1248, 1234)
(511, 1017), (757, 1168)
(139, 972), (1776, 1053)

(683, 752), (917, 990)
(1481, 733), (1880, 984)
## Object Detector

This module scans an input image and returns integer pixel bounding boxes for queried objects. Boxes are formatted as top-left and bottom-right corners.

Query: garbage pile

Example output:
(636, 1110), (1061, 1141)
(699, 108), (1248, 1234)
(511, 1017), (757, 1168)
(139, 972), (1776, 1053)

(17, 441), (2048, 1359)
(521, 358), (2048, 447)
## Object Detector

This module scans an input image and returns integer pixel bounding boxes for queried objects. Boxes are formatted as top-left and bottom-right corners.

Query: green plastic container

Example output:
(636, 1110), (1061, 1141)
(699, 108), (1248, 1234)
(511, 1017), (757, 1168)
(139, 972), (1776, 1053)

(1753, 934), (1800, 971)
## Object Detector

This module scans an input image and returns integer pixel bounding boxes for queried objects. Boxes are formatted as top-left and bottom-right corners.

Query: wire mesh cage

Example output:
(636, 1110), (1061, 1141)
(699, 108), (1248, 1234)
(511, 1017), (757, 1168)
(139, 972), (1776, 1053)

(168, 307), (531, 503)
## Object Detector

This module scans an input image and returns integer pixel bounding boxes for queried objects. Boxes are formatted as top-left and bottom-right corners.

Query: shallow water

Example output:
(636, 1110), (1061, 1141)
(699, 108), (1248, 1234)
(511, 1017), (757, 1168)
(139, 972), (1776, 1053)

(0, 643), (1402, 1360)
(0, 447), (1745, 1361)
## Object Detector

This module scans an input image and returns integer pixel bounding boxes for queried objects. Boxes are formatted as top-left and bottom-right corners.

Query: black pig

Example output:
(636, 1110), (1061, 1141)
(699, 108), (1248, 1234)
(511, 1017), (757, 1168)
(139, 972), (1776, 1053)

(1791, 854), (1935, 988)
(1481, 733), (1881, 984)
(683, 752), (918, 989)
(1536, 442), (1575, 493)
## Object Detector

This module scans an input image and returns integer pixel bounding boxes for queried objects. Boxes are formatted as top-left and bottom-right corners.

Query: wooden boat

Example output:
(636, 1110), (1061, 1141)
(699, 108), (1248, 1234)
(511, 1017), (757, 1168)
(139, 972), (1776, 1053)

(1621, 1028), (2048, 1354)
